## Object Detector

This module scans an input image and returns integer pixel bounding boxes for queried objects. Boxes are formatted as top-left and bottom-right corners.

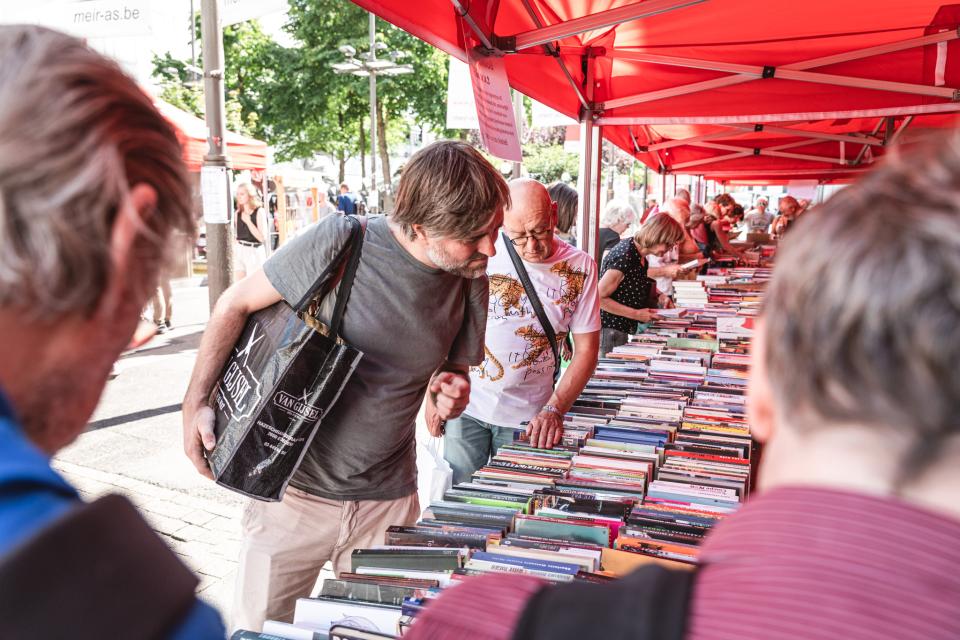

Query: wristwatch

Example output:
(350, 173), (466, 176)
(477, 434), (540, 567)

(541, 404), (564, 418)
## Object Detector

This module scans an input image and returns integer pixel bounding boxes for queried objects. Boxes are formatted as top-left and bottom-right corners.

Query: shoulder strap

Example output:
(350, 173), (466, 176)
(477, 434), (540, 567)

(292, 216), (363, 313)
(329, 215), (367, 339)
(511, 565), (695, 640)
(502, 233), (560, 386)
(0, 494), (200, 640)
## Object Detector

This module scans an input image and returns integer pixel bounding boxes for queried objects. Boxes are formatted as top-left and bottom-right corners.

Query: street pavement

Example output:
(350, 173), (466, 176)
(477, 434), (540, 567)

(53, 276), (438, 626)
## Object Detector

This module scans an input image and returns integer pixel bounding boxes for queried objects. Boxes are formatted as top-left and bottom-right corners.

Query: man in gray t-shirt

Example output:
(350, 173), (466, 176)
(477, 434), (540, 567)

(263, 214), (488, 500)
(182, 141), (509, 631)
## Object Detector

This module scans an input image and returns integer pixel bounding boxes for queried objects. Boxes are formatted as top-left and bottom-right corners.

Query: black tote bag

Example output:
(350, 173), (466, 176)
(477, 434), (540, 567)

(207, 216), (365, 501)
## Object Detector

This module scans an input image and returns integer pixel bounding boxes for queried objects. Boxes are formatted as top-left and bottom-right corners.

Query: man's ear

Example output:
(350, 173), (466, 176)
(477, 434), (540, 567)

(550, 202), (558, 229)
(95, 184), (158, 319)
(747, 319), (776, 444)
(409, 223), (427, 241)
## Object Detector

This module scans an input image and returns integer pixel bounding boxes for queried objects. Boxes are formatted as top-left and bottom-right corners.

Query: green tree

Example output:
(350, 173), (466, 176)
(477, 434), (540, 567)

(523, 143), (579, 184)
(152, 2), (450, 187)
(152, 20), (273, 139)
(284, 0), (448, 186)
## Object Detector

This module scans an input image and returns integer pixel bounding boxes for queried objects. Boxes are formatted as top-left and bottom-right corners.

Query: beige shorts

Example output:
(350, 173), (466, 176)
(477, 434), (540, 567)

(231, 488), (420, 633)
(234, 242), (266, 276)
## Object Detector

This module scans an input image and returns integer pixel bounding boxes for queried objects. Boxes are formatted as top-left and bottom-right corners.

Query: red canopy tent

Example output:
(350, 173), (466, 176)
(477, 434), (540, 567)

(154, 99), (269, 172)
(350, 0), (960, 254)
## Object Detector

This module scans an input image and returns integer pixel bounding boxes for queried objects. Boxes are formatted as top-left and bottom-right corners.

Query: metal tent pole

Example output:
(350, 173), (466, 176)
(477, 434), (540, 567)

(576, 112), (600, 259)
(593, 125), (604, 246)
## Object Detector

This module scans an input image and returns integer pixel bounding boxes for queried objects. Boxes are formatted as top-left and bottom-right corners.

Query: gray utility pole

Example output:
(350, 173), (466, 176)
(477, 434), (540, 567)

(201, 0), (233, 309)
(368, 12), (378, 212)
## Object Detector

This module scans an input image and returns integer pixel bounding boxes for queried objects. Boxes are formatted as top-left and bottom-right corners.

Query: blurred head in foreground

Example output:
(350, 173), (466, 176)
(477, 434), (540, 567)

(0, 25), (194, 453)
(751, 134), (960, 506)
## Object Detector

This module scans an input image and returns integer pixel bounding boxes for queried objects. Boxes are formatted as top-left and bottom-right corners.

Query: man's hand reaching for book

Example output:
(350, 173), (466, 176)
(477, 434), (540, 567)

(527, 409), (563, 449)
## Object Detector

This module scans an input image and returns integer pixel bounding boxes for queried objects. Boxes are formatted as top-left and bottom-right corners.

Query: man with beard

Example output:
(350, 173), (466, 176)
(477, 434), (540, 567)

(442, 179), (601, 484)
(0, 25), (223, 638)
(182, 140), (509, 631)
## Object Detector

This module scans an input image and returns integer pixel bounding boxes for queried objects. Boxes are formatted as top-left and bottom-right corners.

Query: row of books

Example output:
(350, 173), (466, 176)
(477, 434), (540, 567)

(235, 268), (772, 639)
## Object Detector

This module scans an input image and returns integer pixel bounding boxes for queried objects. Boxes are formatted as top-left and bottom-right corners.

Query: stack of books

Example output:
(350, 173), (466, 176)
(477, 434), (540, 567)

(672, 280), (709, 307)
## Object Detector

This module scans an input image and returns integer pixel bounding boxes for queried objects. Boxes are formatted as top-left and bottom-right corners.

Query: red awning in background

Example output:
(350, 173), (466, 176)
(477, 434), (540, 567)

(351, 0), (960, 182)
(155, 99), (268, 172)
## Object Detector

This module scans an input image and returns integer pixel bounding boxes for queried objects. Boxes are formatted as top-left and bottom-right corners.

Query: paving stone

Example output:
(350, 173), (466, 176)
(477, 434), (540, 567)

(68, 476), (115, 497)
(195, 573), (219, 594)
(209, 539), (243, 562)
(206, 516), (239, 534)
(176, 523), (214, 541)
(192, 556), (236, 580)
(182, 509), (218, 527)
(142, 511), (189, 537)
(204, 500), (244, 519)
(142, 498), (193, 520)
(178, 539), (222, 561)
(197, 527), (237, 546)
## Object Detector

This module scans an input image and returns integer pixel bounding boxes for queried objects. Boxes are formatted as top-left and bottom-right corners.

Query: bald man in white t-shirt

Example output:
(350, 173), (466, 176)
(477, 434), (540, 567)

(443, 179), (601, 484)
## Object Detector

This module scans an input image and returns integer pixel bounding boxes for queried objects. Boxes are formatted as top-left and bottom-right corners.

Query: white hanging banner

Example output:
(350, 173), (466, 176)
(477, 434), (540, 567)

(786, 180), (818, 201)
(530, 98), (577, 128)
(445, 57), (479, 129)
(468, 53), (522, 162)
(222, 0), (289, 27)
(201, 166), (233, 224)
(9, 1), (152, 38)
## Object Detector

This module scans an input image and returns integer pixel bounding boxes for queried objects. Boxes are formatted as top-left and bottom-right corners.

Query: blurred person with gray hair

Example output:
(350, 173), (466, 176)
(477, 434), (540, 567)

(0, 26), (224, 638)
(598, 200), (636, 255)
(400, 126), (960, 640)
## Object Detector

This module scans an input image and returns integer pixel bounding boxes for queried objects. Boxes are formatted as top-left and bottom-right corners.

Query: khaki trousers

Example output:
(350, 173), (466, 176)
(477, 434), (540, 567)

(231, 487), (420, 633)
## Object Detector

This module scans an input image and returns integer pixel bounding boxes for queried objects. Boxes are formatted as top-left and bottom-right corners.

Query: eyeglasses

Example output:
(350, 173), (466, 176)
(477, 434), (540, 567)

(505, 229), (551, 247)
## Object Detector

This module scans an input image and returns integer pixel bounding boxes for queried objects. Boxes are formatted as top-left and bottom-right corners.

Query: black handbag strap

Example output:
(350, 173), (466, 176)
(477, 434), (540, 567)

(293, 215), (364, 315)
(329, 215), (366, 339)
(0, 494), (199, 640)
(502, 232), (560, 386)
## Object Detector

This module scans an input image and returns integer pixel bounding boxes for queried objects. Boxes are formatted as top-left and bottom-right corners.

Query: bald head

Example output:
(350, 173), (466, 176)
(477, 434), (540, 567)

(506, 178), (552, 221)
(503, 178), (558, 263)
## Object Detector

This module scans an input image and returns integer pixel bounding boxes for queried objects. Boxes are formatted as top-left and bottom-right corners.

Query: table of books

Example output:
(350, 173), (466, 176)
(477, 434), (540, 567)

(235, 266), (774, 640)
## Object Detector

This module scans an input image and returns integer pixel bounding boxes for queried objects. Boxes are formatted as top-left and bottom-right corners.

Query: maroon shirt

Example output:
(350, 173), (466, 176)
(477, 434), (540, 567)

(405, 486), (960, 640)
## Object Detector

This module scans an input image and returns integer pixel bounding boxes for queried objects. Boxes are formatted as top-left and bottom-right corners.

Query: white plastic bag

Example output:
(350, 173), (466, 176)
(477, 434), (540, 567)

(417, 437), (453, 512)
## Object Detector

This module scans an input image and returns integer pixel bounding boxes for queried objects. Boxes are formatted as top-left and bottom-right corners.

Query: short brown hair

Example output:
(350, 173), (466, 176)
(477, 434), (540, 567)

(714, 193), (735, 208)
(634, 213), (684, 250)
(763, 135), (960, 482)
(391, 141), (510, 241)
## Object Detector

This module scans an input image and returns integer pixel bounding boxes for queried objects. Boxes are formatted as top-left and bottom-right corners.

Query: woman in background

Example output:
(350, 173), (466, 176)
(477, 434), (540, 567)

(598, 214), (685, 356)
(234, 183), (268, 280)
(548, 181), (578, 247)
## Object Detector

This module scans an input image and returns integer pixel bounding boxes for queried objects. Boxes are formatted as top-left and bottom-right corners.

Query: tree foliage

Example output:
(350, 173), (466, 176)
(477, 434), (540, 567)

(523, 143), (580, 184)
(152, 1), (449, 174)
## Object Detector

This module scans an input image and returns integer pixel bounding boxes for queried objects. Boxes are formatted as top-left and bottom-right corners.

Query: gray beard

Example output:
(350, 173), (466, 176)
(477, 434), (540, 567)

(427, 243), (487, 279)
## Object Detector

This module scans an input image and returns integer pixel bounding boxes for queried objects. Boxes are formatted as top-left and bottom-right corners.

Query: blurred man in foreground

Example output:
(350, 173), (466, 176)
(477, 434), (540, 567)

(404, 135), (960, 640)
(0, 26), (223, 638)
